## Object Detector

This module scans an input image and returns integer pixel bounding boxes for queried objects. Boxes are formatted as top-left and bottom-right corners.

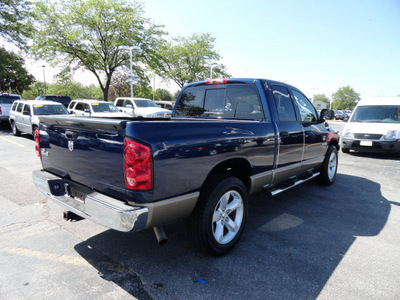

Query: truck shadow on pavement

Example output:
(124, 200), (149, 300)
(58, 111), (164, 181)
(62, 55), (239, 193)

(74, 174), (389, 300)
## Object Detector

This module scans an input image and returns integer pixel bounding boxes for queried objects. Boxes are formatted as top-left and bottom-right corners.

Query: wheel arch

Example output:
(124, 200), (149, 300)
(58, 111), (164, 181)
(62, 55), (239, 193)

(201, 158), (252, 193)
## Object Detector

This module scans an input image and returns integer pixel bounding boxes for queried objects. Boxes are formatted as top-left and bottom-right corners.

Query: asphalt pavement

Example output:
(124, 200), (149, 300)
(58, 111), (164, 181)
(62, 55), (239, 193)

(1, 120), (399, 300)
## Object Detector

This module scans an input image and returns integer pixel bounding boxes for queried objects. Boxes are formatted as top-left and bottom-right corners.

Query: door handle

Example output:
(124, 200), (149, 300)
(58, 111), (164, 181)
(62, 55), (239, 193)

(280, 131), (289, 138)
(65, 130), (78, 140)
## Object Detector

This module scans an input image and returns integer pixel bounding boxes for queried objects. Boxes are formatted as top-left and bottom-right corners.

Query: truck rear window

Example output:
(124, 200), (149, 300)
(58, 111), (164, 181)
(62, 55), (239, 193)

(175, 84), (265, 120)
(0, 95), (20, 103)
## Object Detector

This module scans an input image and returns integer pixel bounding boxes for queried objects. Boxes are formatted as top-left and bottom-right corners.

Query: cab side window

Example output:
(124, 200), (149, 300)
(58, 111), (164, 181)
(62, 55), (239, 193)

(75, 103), (84, 111)
(17, 102), (24, 112)
(115, 99), (124, 107)
(23, 104), (31, 115)
(272, 85), (297, 122)
(292, 90), (317, 122)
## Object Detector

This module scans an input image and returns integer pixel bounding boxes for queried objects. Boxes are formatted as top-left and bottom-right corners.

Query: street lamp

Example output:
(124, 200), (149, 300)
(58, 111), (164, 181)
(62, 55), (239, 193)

(206, 63), (221, 79)
(118, 45), (142, 98)
(42, 65), (46, 95)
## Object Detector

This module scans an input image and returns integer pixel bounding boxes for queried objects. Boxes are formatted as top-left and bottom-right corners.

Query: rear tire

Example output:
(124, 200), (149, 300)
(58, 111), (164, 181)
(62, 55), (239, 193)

(317, 145), (338, 185)
(11, 122), (20, 136)
(187, 175), (248, 256)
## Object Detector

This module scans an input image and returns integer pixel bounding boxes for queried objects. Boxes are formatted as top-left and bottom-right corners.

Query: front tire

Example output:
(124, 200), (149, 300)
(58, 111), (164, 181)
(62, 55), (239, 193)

(187, 175), (248, 256)
(341, 147), (350, 153)
(317, 145), (338, 185)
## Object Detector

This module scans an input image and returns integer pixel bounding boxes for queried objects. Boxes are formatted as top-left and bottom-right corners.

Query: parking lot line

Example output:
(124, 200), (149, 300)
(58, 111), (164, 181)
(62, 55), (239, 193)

(2, 247), (90, 267)
(0, 137), (24, 147)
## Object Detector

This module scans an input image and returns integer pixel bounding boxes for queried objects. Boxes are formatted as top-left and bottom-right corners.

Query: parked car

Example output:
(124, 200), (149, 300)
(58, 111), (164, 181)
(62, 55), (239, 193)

(0, 93), (22, 123)
(35, 95), (72, 108)
(68, 99), (130, 118)
(341, 97), (400, 154)
(9, 100), (69, 136)
(333, 110), (348, 120)
(154, 100), (175, 110)
(33, 77), (338, 256)
(114, 97), (172, 118)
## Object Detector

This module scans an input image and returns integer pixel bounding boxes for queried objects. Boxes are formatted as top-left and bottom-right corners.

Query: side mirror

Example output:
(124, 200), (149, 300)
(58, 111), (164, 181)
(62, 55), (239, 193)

(84, 108), (90, 113)
(126, 104), (133, 109)
(319, 109), (334, 122)
(23, 111), (31, 116)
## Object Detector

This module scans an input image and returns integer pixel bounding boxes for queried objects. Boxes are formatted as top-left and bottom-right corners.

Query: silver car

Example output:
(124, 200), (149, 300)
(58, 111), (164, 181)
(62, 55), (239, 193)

(9, 100), (69, 136)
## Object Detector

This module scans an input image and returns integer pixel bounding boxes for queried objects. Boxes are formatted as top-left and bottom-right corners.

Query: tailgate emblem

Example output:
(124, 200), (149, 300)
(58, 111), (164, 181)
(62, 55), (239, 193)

(68, 140), (74, 152)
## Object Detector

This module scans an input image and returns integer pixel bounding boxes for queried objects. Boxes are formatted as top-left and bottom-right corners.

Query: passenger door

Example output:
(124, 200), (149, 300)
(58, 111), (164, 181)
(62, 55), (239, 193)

(291, 90), (327, 162)
(20, 104), (32, 133)
(271, 85), (304, 180)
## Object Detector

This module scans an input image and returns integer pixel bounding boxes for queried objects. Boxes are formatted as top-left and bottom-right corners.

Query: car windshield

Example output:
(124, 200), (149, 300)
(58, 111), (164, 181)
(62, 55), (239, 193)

(91, 102), (120, 113)
(134, 99), (158, 108)
(33, 104), (69, 115)
(0, 95), (20, 103)
(350, 105), (400, 123)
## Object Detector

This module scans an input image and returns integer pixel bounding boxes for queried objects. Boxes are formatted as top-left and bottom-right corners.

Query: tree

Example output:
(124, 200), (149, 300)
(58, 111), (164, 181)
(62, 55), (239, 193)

(31, 0), (165, 101)
(312, 94), (330, 104)
(0, 47), (34, 94)
(155, 88), (172, 101)
(22, 81), (103, 100)
(331, 86), (360, 110)
(0, 0), (33, 46)
(153, 33), (230, 88)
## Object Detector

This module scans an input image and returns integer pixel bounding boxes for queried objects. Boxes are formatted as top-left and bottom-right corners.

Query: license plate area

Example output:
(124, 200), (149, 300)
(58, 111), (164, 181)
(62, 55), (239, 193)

(66, 183), (90, 203)
(360, 140), (373, 146)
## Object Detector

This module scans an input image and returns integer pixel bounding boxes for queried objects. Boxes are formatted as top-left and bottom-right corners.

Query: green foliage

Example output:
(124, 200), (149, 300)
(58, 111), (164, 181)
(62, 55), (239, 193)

(155, 88), (172, 101)
(331, 86), (360, 110)
(22, 81), (103, 100)
(312, 94), (330, 104)
(31, 0), (165, 101)
(0, 0), (33, 46)
(134, 82), (153, 99)
(153, 33), (230, 88)
(0, 47), (34, 94)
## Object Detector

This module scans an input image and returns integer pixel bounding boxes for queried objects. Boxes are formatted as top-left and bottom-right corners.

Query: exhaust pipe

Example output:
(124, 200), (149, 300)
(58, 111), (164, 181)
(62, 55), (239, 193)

(153, 226), (168, 245)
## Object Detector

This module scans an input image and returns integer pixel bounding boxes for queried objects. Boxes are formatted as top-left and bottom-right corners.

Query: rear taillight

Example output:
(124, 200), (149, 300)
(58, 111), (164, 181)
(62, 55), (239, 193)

(124, 138), (152, 191)
(0, 107), (2, 115)
(206, 78), (228, 85)
(34, 128), (40, 157)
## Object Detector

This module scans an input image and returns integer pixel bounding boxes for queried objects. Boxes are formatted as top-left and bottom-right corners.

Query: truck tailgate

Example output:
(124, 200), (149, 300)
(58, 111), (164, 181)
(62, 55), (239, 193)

(38, 116), (127, 199)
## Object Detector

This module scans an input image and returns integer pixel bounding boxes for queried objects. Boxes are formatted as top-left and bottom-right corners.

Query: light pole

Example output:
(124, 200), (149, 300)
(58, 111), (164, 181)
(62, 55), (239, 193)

(42, 65), (46, 95)
(207, 63), (221, 79)
(118, 45), (142, 98)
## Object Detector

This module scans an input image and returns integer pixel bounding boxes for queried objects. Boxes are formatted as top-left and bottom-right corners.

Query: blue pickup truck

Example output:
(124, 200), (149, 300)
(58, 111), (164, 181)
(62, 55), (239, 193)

(33, 78), (339, 255)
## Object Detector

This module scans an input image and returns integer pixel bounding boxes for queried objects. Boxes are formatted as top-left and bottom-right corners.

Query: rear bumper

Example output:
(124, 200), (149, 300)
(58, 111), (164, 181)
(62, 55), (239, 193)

(32, 170), (148, 232)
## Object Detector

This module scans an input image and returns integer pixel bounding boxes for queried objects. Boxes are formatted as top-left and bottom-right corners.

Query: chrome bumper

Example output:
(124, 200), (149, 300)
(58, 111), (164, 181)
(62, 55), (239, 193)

(32, 170), (148, 232)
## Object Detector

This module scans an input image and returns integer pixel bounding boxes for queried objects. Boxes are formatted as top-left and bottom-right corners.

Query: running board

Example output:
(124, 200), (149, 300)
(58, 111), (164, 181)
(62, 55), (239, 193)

(268, 172), (320, 197)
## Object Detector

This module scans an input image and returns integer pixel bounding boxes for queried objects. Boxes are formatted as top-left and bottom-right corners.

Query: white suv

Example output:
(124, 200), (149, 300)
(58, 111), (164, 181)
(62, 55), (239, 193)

(68, 99), (130, 117)
(114, 97), (172, 118)
(9, 100), (69, 136)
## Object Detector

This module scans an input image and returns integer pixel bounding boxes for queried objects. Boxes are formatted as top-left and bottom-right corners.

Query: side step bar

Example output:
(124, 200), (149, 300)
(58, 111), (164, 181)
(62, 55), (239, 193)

(268, 172), (320, 197)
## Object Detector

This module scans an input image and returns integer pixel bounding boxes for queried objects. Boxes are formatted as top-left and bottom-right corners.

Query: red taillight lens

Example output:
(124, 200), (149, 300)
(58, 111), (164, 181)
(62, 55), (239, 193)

(124, 138), (152, 190)
(206, 78), (228, 85)
(0, 107), (2, 115)
(326, 132), (334, 143)
(34, 128), (40, 157)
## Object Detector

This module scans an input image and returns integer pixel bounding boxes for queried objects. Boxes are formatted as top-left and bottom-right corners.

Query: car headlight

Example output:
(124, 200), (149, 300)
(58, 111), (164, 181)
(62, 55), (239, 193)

(146, 113), (157, 118)
(384, 130), (400, 140)
(342, 128), (354, 138)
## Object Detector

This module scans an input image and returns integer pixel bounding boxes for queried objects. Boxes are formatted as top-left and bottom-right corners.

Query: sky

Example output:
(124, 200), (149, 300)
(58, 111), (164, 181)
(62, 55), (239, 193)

(23, 0), (400, 99)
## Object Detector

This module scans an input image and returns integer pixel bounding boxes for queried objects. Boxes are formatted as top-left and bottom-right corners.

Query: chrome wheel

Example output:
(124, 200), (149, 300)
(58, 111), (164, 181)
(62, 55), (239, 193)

(212, 190), (244, 244)
(327, 151), (337, 181)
